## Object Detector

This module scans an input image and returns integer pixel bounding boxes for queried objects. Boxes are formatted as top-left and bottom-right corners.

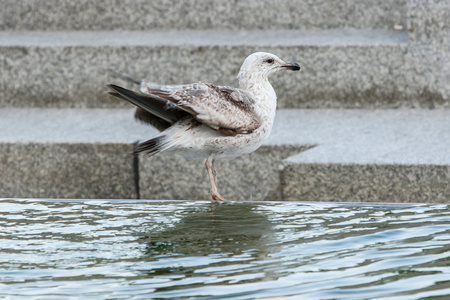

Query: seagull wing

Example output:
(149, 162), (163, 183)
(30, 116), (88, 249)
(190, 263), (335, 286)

(107, 84), (189, 131)
(140, 81), (261, 136)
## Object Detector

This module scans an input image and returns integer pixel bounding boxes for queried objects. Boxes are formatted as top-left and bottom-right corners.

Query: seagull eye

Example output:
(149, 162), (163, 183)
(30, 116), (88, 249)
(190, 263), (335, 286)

(266, 59), (274, 64)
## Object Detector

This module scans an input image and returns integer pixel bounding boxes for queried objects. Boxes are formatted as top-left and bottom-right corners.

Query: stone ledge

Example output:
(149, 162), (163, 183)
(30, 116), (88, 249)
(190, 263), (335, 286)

(278, 109), (450, 203)
(139, 144), (312, 201)
(0, 143), (137, 199)
(407, 0), (450, 44)
(0, 0), (406, 31)
(281, 163), (450, 203)
(1, 108), (449, 202)
(4, 30), (447, 110)
(0, 108), (313, 200)
(0, 30), (407, 47)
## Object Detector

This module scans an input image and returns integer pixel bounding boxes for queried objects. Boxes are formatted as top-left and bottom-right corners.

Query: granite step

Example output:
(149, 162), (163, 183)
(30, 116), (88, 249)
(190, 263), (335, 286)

(1, 108), (448, 202)
(1, 1), (448, 109)
(2, 0), (447, 44)
(1, 0), (406, 31)
(5, 29), (445, 110)
(277, 110), (450, 203)
(0, 108), (312, 200)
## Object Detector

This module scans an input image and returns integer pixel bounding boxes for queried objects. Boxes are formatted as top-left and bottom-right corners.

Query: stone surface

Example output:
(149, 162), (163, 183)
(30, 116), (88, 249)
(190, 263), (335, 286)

(0, 0), (406, 31)
(0, 143), (137, 199)
(1, 0), (448, 202)
(0, 108), (155, 143)
(139, 145), (311, 201)
(0, 108), (312, 200)
(278, 109), (450, 203)
(407, 0), (450, 45)
(0, 0), (448, 110)
(0, 109), (148, 199)
(274, 110), (450, 165)
(281, 164), (450, 203)
(7, 30), (448, 110)
(1, 108), (449, 202)
(0, 30), (408, 47)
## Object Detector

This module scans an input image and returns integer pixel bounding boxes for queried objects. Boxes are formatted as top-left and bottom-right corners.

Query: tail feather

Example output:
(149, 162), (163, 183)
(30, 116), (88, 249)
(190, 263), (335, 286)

(134, 136), (168, 156)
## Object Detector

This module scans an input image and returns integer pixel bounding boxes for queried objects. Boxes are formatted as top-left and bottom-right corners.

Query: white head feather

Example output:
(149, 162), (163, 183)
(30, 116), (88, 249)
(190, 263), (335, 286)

(237, 52), (300, 88)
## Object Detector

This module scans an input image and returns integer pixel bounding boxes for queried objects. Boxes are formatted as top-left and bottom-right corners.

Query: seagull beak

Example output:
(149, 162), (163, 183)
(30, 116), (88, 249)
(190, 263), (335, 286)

(280, 62), (301, 71)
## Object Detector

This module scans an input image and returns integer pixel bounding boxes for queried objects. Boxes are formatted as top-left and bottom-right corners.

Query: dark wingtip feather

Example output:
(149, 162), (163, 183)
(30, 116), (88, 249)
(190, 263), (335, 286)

(107, 84), (124, 93)
(134, 108), (171, 132)
(107, 84), (182, 125)
(108, 91), (128, 102)
(105, 69), (141, 85)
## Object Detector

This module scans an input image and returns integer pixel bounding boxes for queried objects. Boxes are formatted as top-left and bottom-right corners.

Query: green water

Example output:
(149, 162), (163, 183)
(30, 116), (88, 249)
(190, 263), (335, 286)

(1, 199), (449, 299)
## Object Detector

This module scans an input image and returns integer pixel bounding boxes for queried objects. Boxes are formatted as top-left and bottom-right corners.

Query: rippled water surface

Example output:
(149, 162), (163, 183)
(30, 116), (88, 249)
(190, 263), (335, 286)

(1, 199), (450, 299)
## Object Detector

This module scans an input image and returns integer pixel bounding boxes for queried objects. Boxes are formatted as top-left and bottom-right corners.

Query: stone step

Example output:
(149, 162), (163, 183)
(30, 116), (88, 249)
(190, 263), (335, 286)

(0, 108), (312, 200)
(4, 29), (446, 110)
(1, 0), (406, 31)
(1, 108), (448, 202)
(277, 110), (450, 203)
(1, 1), (448, 109)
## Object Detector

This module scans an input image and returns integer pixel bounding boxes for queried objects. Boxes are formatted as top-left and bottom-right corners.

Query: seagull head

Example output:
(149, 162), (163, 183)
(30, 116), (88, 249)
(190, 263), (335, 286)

(238, 52), (301, 83)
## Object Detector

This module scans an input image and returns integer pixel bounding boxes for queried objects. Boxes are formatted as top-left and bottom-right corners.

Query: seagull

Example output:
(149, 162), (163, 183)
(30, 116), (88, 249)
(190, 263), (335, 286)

(108, 52), (300, 201)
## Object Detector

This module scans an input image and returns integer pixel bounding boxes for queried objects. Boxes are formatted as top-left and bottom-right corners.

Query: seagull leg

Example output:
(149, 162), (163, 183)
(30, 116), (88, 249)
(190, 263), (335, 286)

(205, 156), (227, 201)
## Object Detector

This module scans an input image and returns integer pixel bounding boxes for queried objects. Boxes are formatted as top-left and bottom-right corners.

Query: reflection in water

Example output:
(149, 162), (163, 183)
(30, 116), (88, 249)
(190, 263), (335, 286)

(137, 202), (278, 287)
(141, 202), (273, 256)
(0, 199), (450, 299)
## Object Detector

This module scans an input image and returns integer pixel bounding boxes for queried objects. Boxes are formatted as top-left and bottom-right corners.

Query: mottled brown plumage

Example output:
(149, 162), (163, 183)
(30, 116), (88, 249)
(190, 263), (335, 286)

(141, 82), (260, 136)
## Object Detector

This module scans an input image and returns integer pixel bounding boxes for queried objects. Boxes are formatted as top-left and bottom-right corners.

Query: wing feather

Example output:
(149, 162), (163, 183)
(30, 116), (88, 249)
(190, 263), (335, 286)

(107, 84), (189, 131)
(140, 81), (260, 136)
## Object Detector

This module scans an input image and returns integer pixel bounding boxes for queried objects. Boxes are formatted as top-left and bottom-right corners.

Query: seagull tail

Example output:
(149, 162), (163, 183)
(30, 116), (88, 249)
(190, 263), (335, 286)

(134, 135), (170, 156)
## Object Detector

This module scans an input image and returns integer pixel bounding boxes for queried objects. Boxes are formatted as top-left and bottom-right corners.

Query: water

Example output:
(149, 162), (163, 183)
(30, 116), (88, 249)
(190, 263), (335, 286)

(1, 199), (449, 299)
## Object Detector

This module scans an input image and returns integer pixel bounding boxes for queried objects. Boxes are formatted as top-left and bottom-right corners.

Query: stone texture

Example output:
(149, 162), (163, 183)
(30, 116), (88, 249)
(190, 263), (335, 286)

(0, 108), (146, 199)
(407, 0), (450, 45)
(1, 1), (448, 110)
(404, 0), (450, 107)
(0, 108), (155, 143)
(281, 164), (450, 203)
(273, 110), (450, 165)
(1, 0), (448, 203)
(0, 0), (406, 31)
(0, 109), (312, 201)
(278, 109), (450, 203)
(0, 30), (407, 47)
(6, 30), (448, 110)
(0, 143), (137, 199)
(139, 145), (311, 201)
(0, 108), (449, 202)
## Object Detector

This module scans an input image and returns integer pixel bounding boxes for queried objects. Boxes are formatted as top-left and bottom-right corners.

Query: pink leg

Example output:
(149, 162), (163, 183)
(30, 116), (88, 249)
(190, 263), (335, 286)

(205, 156), (227, 201)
